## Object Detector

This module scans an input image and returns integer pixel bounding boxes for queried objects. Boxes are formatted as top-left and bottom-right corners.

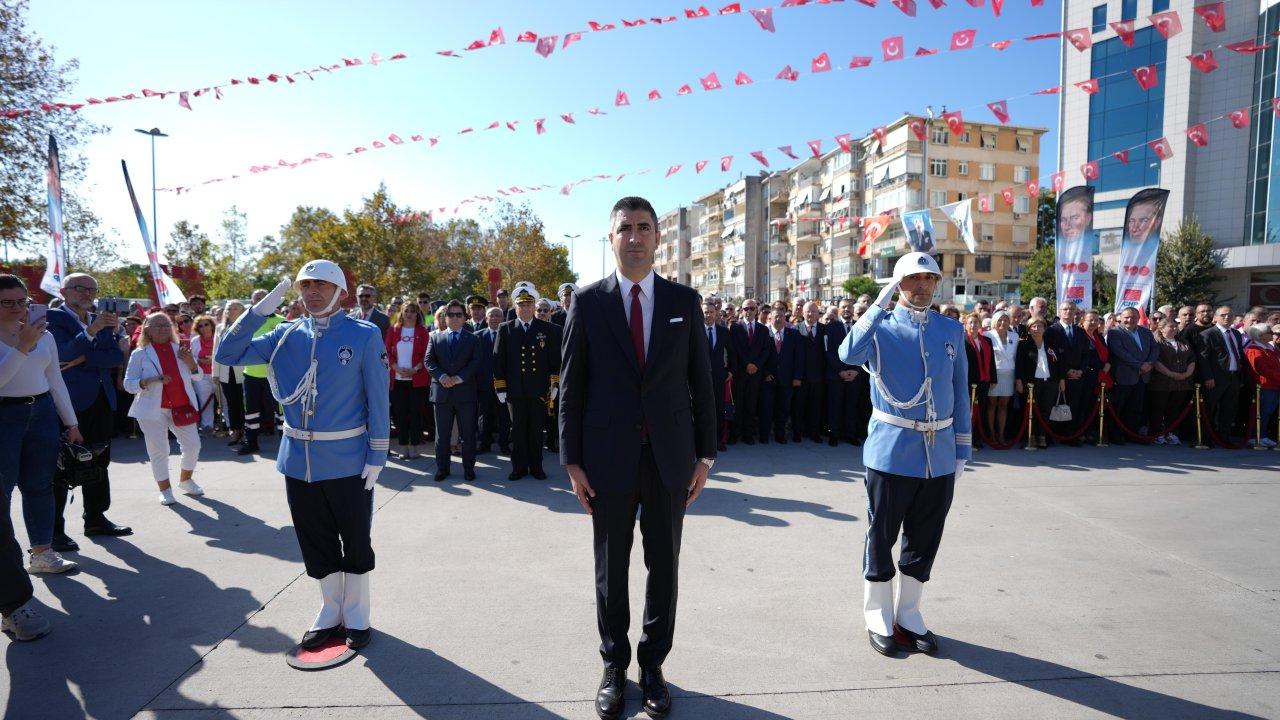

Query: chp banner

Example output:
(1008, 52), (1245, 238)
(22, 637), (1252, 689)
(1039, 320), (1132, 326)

(1114, 187), (1170, 313)
(1055, 185), (1096, 310)
(939, 199), (976, 253)
(122, 160), (186, 306)
(900, 209), (938, 255)
(42, 134), (68, 298)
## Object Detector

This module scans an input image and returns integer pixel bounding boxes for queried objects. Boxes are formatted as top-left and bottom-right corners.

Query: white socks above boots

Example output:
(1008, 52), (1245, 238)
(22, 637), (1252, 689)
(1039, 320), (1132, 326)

(341, 572), (371, 631)
(864, 580), (894, 636)
(311, 573), (344, 631)
(895, 575), (928, 635)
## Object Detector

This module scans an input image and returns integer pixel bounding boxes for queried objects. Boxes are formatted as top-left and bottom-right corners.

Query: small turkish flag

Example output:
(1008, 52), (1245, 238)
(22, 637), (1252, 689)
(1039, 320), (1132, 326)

(1001, 187), (1014, 206)
(863, 215), (892, 244)
(749, 7), (775, 31)
(1149, 11), (1182, 39)
(517, 31), (538, 42)
(915, 47), (938, 56)
(750, 151), (770, 168)
(1026, 181), (1039, 197)
(535, 118), (546, 135)
(465, 39), (486, 51)
(1110, 20), (1135, 46)
(987, 100), (1010, 124)
(882, 35), (904, 62)
(1075, 78), (1100, 94)
(951, 29), (976, 50)
(1188, 50), (1218, 74)
(836, 134), (853, 152)
(561, 113), (574, 124)
(735, 71), (753, 85)
(696, 160), (709, 173)
(872, 127), (888, 146)
(1051, 172), (1066, 192)
(1078, 161), (1100, 181)
(990, 40), (1013, 50)
(686, 6), (711, 18)
(648, 89), (661, 100)
(490, 27), (506, 45)
(622, 18), (646, 27)
(666, 165), (682, 178)
(942, 110), (964, 136)
(1149, 137), (1173, 160)
(616, 90), (630, 106)
(589, 107), (606, 115)
(928, 0), (945, 8)
(807, 139), (823, 157)
(891, 0), (917, 16)
(908, 118), (927, 141)
(1229, 107), (1249, 128)
(1065, 28), (1092, 52)
(486, 121), (500, 129)
(1112, 149), (1129, 164)
(779, 145), (799, 160)
(178, 91), (191, 110)
(588, 20), (615, 31)
(848, 55), (872, 68)
(1226, 41), (1271, 54)
(1033, 86), (1061, 95)
(677, 84), (692, 96)
(1186, 124), (1209, 147)
(720, 2), (742, 14)
(812, 52), (832, 73)
(535, 36), (557, 57)
(701, 72), (722, 90)
(1133, 64), (1158, 90)
(563, 32), (582, 49)
(721, 155), (733, 171)
(776, 64), (799, 81)
(1194, 2), (1225, 32)
(992, 0), (1004, 16)
(506, 121), (518, 131)
(979, 195), (991, 212)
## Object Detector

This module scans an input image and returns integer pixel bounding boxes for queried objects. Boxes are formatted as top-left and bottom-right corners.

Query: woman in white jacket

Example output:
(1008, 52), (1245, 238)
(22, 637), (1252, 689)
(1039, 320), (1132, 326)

(124, 313), (204, 506)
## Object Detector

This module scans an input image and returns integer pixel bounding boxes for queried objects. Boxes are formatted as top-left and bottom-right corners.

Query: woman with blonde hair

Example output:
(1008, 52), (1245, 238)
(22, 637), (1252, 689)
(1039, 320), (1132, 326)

(188, 314), (219, 433)
(385, 300), (430, 458)
(124, 312), (205, 505)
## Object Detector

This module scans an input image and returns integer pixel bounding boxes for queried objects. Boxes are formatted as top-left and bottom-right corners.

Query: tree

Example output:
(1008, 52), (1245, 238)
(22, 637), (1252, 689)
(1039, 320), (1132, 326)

(842, 275), (879, 298)
(167, 219), (252, 300)
(1019, 243), (1055, 304)
(1036, 189), (1057, 247)
(0, 0), (105, 254)
(96, 263), (150, 299)
(1093, 258), (1116, 312)
(471, 202), (574, 299)
(1155, 216), (1220, 308)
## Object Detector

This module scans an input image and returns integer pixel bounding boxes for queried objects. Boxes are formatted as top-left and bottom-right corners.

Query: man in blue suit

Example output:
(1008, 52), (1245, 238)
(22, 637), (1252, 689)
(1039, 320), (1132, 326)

(425, 300), (483, 482)
(48, 273), (130, 550)
(702, 298), (732, 452)
(728, 299), (773, 445)
(475, 306), (508, 453)
(1105, 306), (1160, 445)
(560, 196), (717, 720)
(761, 302), (803, 443)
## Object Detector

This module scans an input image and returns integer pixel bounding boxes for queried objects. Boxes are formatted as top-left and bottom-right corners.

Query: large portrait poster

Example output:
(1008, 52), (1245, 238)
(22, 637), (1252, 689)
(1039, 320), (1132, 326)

(1055, 186), (1095, 310)
(900, 209), (937, 255)
(1114, 188), (1170, 313)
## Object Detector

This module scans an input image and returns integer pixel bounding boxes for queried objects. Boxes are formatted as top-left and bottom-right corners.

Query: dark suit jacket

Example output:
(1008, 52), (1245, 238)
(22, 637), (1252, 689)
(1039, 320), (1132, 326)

(1197, 324), (1245, 385)
(763, 326), (803, 385)
(1105, 326), (1160, 386)
(559, 273), (717, 492)
(704, 323), (732, 387)
(1014, 338), (1064, 384)
(1177, 322), (1213, 355)
(822, 320), (859, 380)
(964, 333), (997, 386)
(794, 322), (824, 381)
(353, 308), (390, 339)
(1044, 322), (1090, 372)
(729, 320), (772, 376)
(475, 327), (498, 391)
(425, 328), (482, 403)
(47, 305), (124, 412)
(550, 309), (567, 327)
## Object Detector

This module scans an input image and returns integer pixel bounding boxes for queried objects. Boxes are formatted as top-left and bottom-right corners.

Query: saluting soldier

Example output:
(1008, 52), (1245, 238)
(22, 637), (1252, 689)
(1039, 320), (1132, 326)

(493, 285), (561, 480)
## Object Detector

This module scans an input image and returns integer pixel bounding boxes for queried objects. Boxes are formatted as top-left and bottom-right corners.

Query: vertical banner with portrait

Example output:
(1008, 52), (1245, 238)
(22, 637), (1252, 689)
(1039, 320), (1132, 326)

(900, 209), (937, 255)
(42, 134), (68, 298)
(1055, 186), (1096, 310)
(1114, 188), (1170, 314)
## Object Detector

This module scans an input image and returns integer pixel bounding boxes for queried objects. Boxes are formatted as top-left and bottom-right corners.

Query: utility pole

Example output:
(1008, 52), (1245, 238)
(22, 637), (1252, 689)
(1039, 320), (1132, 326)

(563, 233), (580, 275)
(134, 127), (169, 250)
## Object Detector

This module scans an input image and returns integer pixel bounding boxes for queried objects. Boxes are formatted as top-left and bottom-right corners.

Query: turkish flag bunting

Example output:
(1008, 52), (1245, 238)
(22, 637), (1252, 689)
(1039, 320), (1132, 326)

(622, 19), (646, 27)
(951, 29), (977, 50)
(812, 52), (832, 72)
(560, 113), (574, 123)
(987, 100), (1010, 124)
(854, 0), (877, 7)
(908, 118), (927, 141)
(1271, 97), (1280, 117)
(735, 71), (753, 85)
(990, 40), (1013, 50)
(535, 36), (557, 57)
(648, 89), (661, 100)
(490, 28), (506, 45)
(1133, 64), (1159, 90)
(651, 16), (677, 23)
(942, 110), (964, 136)
(928, 0), (945, 8)
(863, 215), (892, 245)
(849, 55), (873, 68)
(1075, 78), (1100, 94)
(1051, 171), (1066, 192)
(1026, 181), (1039, 197)
(696, 160), (710, 173)
(808, 139), (823, 157)
(388, 133), (403, 144)
(517, 31), (538, 42)
(588, 20), (616, 31)
(750, 151), (770, 167)
(1229, 107), (1250, 128)
(979, 195), (991, 212)
(966, 0), (984, 6)
(1186, 123), (1209, 147)
(465, 39), (486, 51)
(1112, 149), (1129, 164)
(701, 72), (722, 90)
(749, 7), (776, 31)
(1225, 41), (1271, 54)
(1110, 21), (1135, 46)
(1149, 137), (1173, 160)
(1194, 2), (1226, 32)
(720, 2), (742, 14)
(891, 0), (917, 16)
(1065, 28), (1092, 51)
(1081, 160), (1100, 180)
(677, 84), (693, 95)
(1000, 187), (1014, 205)
(777, 64), (800, 81)
(1149, 11), (1182, 39)
(836, 133), (853, 152)
(666, 164), (682, 177)
(915, 47), (938, 56)
(685, 6), (711, 18)
(1187, 50), (1218, 74)
(563, 32), (582, 49)
(882, 35), (904, 61)
(721, 155), (733, 171)
(1033, 86), (1061, 95)
(506, 121), (518, 131)
(535, 118), (546, 134)
(616, 90), (630, 106)
(177, 91), (191, 110)
(485, 121), (499, 130)
(872, 127), (888, 146)
(589, 107), (606, 115)
(779, 145), (799, 160)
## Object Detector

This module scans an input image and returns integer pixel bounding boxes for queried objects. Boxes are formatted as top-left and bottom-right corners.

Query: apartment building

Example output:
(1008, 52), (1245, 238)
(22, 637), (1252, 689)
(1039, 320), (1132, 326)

(655, 205), (700, 286)
(690, 188), (725, 296)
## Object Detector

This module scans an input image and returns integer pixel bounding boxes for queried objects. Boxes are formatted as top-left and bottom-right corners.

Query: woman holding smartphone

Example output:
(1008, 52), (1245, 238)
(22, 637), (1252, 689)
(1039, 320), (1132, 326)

(0, 274), (83, 575)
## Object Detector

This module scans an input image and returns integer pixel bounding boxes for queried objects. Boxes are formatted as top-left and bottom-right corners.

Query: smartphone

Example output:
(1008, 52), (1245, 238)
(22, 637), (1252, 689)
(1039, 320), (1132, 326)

(27, 303), (48, 325)
(95, 297), (128, 315)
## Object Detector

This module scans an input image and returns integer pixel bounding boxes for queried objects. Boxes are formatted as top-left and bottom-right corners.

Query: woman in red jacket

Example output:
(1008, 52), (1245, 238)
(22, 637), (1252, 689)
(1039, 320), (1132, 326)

(1244, 324), (1280, 448)
(385, 301), (431, 459)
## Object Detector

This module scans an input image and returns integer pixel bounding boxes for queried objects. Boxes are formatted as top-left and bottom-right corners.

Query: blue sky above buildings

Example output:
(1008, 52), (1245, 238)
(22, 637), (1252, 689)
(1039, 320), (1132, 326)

(30, 0), (1061, 285)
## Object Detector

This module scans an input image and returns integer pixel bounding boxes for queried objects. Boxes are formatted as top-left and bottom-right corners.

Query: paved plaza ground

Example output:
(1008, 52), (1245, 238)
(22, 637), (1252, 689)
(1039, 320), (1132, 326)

(2, 434), (1277, 719)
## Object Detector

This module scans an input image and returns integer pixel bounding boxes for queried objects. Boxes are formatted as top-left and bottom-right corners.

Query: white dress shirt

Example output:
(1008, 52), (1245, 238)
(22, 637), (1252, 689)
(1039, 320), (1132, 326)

(615, 269), (655, 354)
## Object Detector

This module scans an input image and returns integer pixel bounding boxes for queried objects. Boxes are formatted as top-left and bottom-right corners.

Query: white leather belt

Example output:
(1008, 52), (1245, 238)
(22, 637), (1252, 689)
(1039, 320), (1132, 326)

(872, 409), (954, 432)
(283, 424), (366, 442)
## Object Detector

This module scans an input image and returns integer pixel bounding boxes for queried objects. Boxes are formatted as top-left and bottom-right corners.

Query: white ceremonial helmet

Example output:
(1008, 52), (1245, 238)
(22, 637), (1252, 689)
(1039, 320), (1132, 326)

(295, 259), (348, 292)
(892, 252), (942, 283)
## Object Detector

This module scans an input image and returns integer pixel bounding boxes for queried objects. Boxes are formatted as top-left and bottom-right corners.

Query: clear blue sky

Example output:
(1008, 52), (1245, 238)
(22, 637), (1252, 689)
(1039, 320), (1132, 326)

(30, 0), (1061, 287)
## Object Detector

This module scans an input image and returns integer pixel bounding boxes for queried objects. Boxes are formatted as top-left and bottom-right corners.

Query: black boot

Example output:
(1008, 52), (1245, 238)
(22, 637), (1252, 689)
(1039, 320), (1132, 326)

(595, 666), (625, 719)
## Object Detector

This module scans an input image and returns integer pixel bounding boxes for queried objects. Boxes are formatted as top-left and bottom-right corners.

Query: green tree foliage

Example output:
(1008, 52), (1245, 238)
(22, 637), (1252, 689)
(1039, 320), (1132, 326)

(1019, 243), (1055, 304)
(167, 219), (251, 300)
(471, 202), (574, 299)
(841, 275), (879, 299)
(1036, 189), (1057, 247)
(1155, 216), (1219, 309)
(96, 263), (150, 299)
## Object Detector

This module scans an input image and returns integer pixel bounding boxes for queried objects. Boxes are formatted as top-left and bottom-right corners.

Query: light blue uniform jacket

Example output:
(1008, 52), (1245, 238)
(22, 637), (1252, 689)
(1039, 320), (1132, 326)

(839, 305), (971, 478)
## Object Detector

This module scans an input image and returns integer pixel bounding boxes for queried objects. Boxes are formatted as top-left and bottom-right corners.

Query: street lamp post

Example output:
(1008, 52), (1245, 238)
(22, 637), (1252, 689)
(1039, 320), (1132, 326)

(134, 127), (169, 246)
(563, 233), (580, 275)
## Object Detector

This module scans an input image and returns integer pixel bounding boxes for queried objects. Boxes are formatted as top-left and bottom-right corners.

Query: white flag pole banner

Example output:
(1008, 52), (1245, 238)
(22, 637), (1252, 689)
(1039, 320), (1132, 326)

(939, 199), (976, 253)
(1055, 186), (1096, 310)
(122, 160), (186, 305)
(1114, 188), (1170, 314)
(42, 134), (68, 298)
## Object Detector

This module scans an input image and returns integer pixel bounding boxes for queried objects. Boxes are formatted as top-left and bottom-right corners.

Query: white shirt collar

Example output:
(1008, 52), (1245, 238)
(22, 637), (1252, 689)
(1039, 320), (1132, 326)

(615, 269), (655, 302)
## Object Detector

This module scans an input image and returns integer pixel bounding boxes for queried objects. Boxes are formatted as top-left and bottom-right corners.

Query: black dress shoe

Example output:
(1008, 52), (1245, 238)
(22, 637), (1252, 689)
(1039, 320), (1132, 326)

(433, 472), (448, 482)
(300, 625), (341, 649)
(346, 627), (372, 649)
(868, 629), (899, 657)
(464, 470), (476, 482)
(759, 436), (769, 444)
(531, 470), (548, 480)
(775, 436), (787, 444)
(717, 442), (727, 452)
(51, 534), (79, 553)
(595, 667), (625, 720)
(508, 471), (525, 481)
(743, 437), (755, 445)
(828, 436), (839, 446)
(894, 624), (939, 654)
(84, 521), (132, 537)
(639, 666), (672, 718)
(499, 445), (511, 454)
(236, 444), (259, 456)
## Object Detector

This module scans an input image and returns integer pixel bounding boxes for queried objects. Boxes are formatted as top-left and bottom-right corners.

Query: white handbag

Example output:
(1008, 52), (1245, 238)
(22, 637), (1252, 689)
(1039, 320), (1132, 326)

(1048, 392), (1073, 422)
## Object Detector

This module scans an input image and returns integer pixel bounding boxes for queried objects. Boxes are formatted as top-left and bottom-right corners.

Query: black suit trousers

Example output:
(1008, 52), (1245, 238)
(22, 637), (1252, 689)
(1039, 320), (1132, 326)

(864, 467), (954, 583)
(826, 377), (858, 440)
(478, 386), (509, 448)
(391, 380), (427, 446)
(508, 397), (545, 473)
(760, 379), (793, 440)
(1205, 374), (1241, 439)
(590, 444), (686, 670)
(731, 371), (763, 440)
(54, 388), (114, 532)
(792, 379), (824, 439)
(434, 400), (477, 474)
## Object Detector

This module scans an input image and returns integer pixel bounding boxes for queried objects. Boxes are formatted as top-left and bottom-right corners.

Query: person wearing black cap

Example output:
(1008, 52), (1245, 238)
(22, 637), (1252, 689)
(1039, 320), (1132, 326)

(493, 286), (560, 480)
(495, 288), (515, 322)
(552, 283), (577, 327)
(465, 295), (488, 333)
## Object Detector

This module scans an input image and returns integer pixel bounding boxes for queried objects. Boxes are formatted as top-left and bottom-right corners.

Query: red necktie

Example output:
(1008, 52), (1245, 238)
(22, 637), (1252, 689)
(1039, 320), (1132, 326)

(629, 284), (645, 371)
(775, 333), (782, 352)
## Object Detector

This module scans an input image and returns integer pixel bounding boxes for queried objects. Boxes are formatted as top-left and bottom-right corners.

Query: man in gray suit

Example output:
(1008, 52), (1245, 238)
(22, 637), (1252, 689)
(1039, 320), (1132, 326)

(1104, 307), (1159, 444)
(351, 284), (390, 339)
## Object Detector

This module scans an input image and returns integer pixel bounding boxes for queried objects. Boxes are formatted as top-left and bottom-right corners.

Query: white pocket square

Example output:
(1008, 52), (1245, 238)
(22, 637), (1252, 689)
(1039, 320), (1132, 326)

(668, 317), (684, 323)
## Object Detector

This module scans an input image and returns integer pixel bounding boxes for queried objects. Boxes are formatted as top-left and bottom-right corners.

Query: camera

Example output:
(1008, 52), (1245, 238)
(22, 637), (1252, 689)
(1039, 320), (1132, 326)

(96, 297), (129, 314)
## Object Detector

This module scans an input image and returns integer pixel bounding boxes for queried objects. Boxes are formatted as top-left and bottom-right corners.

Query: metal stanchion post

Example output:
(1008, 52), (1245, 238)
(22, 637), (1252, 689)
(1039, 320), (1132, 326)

(970, 384), (978, 452)
(1193, 384), (1208, 450)
(1255, 385), (1268, 451)
(1024, 384), (1038, 451)
(1096, 384), (1108, 448)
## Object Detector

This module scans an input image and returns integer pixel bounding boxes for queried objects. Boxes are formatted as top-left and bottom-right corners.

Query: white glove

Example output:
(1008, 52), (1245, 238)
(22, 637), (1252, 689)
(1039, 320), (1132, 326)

(253, 278), (292, 317)
(550, 385), (559, 401)
(361, 464), (382, 490)
(497, 391), (507, 404)
(953, 459), (966, 478)
(875, 280), (900, 310)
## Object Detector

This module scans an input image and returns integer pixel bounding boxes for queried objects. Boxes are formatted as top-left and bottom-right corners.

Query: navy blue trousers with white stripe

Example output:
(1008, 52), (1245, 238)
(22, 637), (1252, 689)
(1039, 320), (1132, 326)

(863, 468), (954, 583)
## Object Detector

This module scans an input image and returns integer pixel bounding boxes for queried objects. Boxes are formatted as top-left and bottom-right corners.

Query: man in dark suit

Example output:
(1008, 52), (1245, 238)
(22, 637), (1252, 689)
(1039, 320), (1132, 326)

(425, 300), (482, 481)
(351, 284), (390, 339)
(1199, 305), (1246, 443)
(475, 306), (509, 453)
(1105, 307), (1159, 444)
(560, 196), (717, 720)
(761, 303), (803, 443)
(702, 298), (732, 452)
(493, 286), (561, 480)
(792, 300), (826, 442)
(823, 299), (864, 446)
(464, 295), (488, 333)
(551, 283), (576, 327)
(1044, 301), (1091, 445)
(47, 273), (130, 551)
(728, 299), (771, 445)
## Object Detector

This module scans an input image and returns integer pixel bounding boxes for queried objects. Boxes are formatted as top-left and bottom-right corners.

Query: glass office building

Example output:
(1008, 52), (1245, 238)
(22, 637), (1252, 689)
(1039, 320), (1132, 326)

(1086, 27), (1166, 193)
(1246, 2), (1280, 246)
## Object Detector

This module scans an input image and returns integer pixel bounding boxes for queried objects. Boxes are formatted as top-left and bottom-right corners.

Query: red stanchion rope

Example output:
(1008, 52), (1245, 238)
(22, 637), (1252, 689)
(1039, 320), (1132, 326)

(1100, 398), (1198, 444)
(972, 400), (1028, 450)
(1196, 399), (1257, 449)
(1029, 393), (1103, 442)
